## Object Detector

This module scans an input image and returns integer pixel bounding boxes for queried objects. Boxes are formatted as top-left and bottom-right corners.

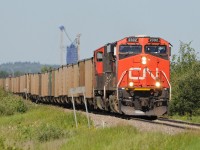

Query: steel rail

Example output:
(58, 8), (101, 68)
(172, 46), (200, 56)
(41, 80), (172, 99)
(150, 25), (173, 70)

(158, 117), (200, 127)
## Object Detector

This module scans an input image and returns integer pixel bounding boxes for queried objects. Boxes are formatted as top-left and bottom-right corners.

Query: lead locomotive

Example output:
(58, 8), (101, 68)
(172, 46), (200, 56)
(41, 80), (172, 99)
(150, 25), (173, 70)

(94, 36), (171, 116)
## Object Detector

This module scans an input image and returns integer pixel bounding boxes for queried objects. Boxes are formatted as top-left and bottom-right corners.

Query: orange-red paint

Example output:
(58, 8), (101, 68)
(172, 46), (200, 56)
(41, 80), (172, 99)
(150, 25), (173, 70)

(117, 37), (170, 89)
(94, 47), (104, 75)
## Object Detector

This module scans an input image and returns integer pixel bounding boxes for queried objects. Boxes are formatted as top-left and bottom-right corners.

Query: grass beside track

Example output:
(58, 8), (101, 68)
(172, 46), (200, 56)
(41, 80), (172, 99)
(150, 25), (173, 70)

(0, 104), (90, 149)
(0, 89), (89, 149)
(0, 89), (200, 150)
(62, 126), (200, 150)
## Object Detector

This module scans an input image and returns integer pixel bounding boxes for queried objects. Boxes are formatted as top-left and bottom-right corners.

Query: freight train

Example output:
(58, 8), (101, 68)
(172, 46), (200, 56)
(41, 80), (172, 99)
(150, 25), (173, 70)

(0, 36), (171, 116)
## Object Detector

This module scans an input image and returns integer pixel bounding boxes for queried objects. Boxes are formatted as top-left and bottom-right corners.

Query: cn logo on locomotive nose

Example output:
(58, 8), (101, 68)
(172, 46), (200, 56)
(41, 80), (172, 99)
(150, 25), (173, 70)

(129, 67), (159, 80)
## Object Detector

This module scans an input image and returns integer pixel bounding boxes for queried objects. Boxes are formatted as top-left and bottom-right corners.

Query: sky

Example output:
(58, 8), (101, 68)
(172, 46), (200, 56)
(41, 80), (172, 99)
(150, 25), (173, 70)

(0, 0), (200, 65)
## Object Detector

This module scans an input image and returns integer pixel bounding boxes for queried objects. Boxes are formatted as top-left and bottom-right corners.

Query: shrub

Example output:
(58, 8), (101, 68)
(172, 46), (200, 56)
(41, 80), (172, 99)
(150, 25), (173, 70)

(170, 42), (200, 116)
(36, 124), (65, 142)
(0, 89), (28, 116)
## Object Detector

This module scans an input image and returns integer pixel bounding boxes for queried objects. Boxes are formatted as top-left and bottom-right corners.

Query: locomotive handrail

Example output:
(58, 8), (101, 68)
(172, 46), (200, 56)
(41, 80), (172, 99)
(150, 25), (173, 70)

(116, 70), (128, 100)
(160, 71), (171, 101)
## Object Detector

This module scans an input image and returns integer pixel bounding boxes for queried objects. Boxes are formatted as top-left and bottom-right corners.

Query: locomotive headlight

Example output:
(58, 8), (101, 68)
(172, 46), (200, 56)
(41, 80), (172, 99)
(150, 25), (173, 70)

(129, 81), (134, 87)
(155, 81), (161, 88)
(141, 56), (147, 65)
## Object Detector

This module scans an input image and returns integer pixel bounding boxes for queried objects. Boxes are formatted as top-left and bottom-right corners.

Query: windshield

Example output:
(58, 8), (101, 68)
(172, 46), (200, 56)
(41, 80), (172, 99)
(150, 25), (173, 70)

(119, 45), (142, 59)
(145, 45), (166, 54)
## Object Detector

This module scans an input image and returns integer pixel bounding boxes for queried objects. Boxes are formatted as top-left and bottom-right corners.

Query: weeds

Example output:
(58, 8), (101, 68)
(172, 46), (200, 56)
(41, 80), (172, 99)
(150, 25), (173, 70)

(62, 126), (200, 150)
(0, 89), (28, 116)
(36, 124), (65, 142)
(0, 95), (89, 149)
(0, 137), (4, 149)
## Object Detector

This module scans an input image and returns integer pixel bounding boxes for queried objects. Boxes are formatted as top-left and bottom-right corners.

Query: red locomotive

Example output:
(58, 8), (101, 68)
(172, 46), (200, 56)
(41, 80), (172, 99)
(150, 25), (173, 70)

(0, 35), (171, 116)
(94, 35), (171, 116)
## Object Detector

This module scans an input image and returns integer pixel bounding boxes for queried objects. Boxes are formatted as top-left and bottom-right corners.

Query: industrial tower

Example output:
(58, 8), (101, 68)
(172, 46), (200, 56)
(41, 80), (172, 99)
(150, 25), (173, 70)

(59, 26), (80, 65)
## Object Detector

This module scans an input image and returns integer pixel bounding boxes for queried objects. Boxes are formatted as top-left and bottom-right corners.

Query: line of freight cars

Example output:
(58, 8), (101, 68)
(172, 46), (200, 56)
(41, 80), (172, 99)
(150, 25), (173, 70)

(0, 58), (94, 105)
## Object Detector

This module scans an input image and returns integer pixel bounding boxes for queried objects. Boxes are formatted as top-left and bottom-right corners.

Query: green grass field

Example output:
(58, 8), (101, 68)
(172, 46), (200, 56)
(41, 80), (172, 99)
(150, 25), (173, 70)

(61, 126), (200, 150)
(0, 102), (91, 149)
(0, 89), (200, 150)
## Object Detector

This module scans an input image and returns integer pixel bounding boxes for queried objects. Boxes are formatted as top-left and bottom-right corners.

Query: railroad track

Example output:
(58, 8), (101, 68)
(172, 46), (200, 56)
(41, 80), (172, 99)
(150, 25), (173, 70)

(127, 117), (200, 130)
(86, 108), (200, 130)
(152, 118), (200, 130)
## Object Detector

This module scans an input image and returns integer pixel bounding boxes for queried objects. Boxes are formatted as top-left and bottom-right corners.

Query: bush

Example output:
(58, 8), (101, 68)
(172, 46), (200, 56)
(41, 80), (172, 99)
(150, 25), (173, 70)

(171, 69), (200, 116)
(170, 42), (200, 116)
(36, 124), (65, 142)
(0, 89), (28, 116)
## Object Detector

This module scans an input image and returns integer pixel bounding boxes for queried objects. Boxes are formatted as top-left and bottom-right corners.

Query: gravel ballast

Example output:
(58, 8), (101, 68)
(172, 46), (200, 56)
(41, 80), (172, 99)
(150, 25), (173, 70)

(65, 109), (185, 135)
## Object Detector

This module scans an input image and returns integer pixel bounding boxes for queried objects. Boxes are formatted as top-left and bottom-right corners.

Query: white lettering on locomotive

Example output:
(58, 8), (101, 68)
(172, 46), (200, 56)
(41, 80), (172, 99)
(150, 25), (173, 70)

(129, 67), (159, 80)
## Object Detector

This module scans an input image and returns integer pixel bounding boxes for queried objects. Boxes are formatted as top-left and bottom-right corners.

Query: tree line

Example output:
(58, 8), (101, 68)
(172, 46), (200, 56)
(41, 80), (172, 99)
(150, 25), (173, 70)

(170, 42), (200, 116)
(0, 62), (58, 78)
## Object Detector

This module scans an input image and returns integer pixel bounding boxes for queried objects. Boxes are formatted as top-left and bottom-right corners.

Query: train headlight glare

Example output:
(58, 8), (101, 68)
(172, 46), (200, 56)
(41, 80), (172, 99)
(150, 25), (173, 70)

(155, 82), (161, 88)
(142, 56), (147, 64)
(129, 81), (134, 87)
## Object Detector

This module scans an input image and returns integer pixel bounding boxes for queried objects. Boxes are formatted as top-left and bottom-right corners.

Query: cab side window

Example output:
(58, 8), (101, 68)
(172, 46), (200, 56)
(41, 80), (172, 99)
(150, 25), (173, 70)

(97, 52), (103, 62)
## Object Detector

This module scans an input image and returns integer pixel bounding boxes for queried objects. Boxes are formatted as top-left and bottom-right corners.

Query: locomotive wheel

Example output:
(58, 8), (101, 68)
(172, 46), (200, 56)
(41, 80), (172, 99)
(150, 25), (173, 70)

(109, 95), (119, 113)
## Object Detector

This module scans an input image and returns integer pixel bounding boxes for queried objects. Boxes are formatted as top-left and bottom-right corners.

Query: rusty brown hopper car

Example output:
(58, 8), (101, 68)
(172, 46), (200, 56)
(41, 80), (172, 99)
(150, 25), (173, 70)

(30, 73), (40, 100)
(58, 67), (63, 97)
(51, 70), (55, 99)
(84, 58), (93, 98)
(79, 61), (85, 87)
(41, 72), (49, 98)
(67, 65), (74, 96)
(73, 64), (79, 98)
(62, 66), (68, 97)
(54, 69), (59, 98)
(11, 77), (15, 93)
(14, 77), (20, 94)
(19, 75), (26, 94)
(5, 77), (12, 92)
(12, 77), (16, 93)
(26, 74), (31, 95)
